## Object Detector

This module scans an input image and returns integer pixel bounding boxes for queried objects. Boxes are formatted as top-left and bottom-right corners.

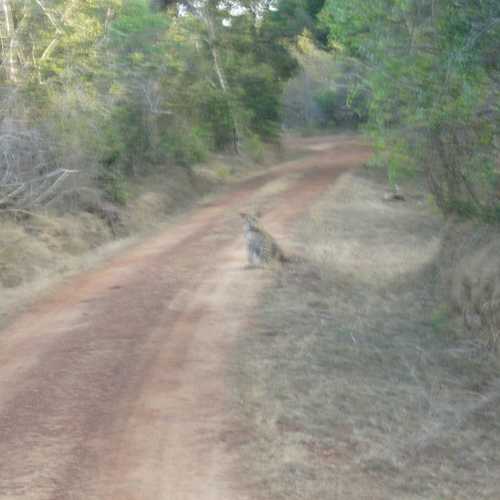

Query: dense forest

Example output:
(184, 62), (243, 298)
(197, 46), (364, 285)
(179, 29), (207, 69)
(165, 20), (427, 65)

(0, 0), (498, 218)
(319, 0), (500, 219)
(0, 0), (318, 209)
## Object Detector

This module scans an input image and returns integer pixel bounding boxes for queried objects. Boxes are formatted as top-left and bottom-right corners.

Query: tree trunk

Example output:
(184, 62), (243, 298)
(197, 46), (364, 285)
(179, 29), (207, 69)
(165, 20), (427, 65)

(178, 0), (243, 153)
(203, 3), (241, 154)
(1, 0), (18, 82)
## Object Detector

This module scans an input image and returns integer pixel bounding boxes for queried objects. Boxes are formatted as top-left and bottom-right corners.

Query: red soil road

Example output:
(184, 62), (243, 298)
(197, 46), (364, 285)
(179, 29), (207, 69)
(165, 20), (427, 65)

(0, 135), (371, 500)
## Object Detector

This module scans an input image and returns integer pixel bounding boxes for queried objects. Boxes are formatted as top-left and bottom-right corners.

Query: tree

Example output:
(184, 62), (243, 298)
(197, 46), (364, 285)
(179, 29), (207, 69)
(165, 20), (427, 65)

(0, 0), (321, 210)
(318, 0), (500, 218)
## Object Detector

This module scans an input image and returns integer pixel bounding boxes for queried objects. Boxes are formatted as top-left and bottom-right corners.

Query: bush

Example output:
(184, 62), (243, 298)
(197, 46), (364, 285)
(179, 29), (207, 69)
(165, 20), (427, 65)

(158, 127), (209, 167)
(242, 133), (265, 163)
(98, 161), (129, 206)
(319, 0), (500, 219)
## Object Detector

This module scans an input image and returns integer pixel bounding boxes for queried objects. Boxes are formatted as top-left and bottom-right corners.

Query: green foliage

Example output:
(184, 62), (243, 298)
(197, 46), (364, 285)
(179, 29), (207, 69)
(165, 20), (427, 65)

(282, 37), (369, 130)
(98, 161), (129, 205)
(194, 85), (236, 150)
(431, 305), (450, 335)
(317, 0), (500, 219)
(0, 0), (319, 211)
(237, 63), (284, 140)
(159, 127), (209, 166)
(243, 133), (265, 163)
(314, 84), (368, 127)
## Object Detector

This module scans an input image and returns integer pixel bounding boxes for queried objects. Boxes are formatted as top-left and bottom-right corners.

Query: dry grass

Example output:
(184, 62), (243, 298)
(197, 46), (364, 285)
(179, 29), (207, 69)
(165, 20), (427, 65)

(232, 168), (500, 499)
(0, 212), (140, 326)
(441, 221), (500, 352)
(0, 212), (112, 287)
(126, 165), (215, 231)
(0, 163), (211, 322)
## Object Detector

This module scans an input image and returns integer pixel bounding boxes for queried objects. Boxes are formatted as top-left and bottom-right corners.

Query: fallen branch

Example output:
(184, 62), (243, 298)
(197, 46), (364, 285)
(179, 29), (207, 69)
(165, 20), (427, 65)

(0, 168), (78, 209)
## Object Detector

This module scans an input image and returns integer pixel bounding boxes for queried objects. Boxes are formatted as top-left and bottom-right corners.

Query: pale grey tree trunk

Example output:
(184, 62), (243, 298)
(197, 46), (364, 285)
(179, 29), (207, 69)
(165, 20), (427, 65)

(204, 7), (241, 153)
(1, 0), (18, 82)
(183, 0), (242, 153)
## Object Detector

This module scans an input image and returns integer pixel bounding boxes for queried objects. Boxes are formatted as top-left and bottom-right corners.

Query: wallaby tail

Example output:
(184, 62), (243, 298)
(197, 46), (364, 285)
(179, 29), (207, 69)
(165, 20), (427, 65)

(279, 253), (290, 264)
(280, 253), (305, 265)
(279, 249), (299, 264)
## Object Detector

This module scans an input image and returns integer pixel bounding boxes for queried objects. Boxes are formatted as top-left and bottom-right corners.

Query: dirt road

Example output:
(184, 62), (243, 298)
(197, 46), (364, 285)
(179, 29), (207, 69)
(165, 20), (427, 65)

(0, 135), (371, 500)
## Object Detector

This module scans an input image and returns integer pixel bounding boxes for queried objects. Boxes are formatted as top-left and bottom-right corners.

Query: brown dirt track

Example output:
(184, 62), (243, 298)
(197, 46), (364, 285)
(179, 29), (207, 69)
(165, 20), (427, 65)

(0, 135), (371, 500)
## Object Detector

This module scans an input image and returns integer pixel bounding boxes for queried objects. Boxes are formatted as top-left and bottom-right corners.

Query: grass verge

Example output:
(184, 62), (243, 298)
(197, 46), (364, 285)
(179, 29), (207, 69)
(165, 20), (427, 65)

(232, 168), (500, 499)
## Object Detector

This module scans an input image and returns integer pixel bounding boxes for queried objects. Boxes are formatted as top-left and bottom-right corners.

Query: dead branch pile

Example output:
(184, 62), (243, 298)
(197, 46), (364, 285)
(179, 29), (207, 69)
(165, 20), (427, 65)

(0, 119), (76, 210)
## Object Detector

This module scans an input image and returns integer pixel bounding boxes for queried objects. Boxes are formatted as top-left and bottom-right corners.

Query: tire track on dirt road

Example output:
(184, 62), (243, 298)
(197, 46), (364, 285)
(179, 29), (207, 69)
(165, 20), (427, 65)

(0, 135), (371, 500)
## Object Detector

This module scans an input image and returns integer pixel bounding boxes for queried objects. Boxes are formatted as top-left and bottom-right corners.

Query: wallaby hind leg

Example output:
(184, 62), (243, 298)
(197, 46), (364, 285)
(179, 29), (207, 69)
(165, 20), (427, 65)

(247, 248), (255, 266)
(248, 246), (262, 266)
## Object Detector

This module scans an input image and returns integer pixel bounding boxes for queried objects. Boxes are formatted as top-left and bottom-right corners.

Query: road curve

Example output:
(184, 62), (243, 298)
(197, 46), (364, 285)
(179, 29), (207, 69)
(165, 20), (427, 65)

(0, 135), (371, 500)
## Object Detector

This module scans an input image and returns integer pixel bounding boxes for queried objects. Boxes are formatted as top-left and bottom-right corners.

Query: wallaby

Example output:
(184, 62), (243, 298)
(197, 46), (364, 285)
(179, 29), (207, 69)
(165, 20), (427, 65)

(240, 212), (288, 266)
